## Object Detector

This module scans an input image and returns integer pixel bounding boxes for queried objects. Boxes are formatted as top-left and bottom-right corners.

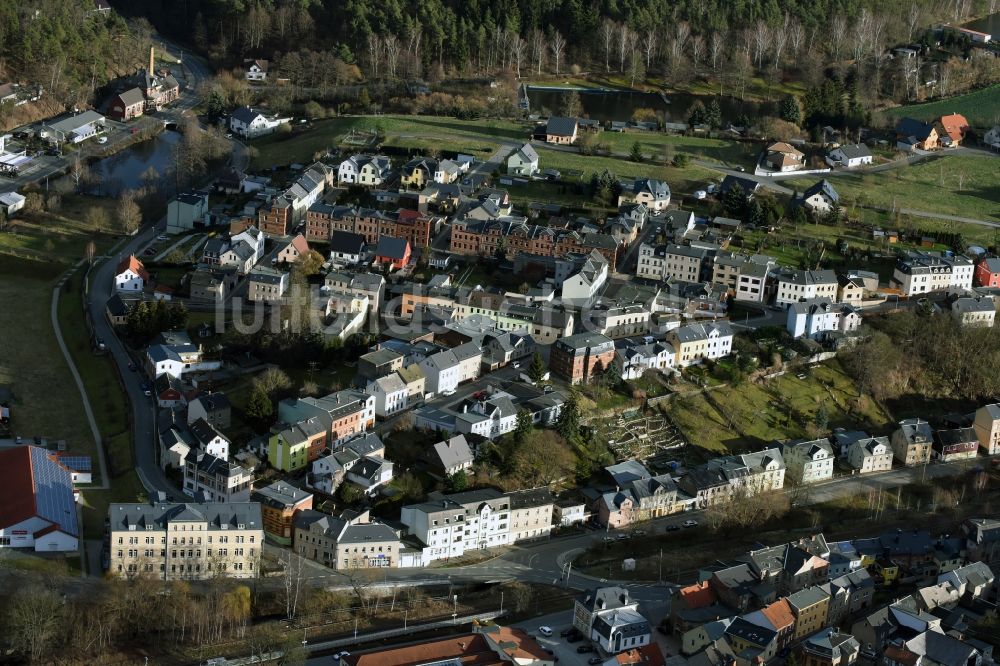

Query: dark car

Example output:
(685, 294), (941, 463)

(589, 658), (604, 665)
(567, 634), (582, 643)
(560, 628), (573, 637)
(664, 524), (681, 532)
(577, 644), (595, 653)
(128, 362), (136, 371)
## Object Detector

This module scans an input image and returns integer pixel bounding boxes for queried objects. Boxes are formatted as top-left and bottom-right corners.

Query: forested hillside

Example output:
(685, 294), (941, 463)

(116, 0), (987, 76)
(0, 1), (155, 110)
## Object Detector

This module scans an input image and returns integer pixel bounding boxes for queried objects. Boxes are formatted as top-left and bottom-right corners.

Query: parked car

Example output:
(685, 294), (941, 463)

(682, 519), (698, 528)
(567, 634), (582, 643)
(538, 626), (553, 637)
(157, 234), (169, 241)
(692, 189), (707, 200)
(634, 529), (647, 537)
(97, 136), (108, 144)
(333, 652), (351, 662)
(127, 362), (136, 372)
(664, 524), (681, 532)
(577, 644), (595, 653)
(589, 657), (604, 664)
(616, 533), (630, 541)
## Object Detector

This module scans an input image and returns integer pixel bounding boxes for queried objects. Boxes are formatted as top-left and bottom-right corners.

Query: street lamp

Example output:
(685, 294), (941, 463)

(453, 594), (458, 625)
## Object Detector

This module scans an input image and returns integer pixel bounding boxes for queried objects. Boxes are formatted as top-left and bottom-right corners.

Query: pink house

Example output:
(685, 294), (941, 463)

(598, 490), (636, 528)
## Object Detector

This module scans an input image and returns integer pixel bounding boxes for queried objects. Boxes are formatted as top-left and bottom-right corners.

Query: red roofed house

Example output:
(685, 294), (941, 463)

(0, 446), (80, 551)
(276, 233), (311, 264)
(343, 628), (554, 666)
(974, 257), (1000, 288)
(115, 254), (150, 293)
(615, 644), (666, 666)
(936, 113), (971, 147)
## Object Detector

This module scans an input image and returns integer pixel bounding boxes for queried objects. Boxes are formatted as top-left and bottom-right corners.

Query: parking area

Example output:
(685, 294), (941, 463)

(513, 610), (605, 666)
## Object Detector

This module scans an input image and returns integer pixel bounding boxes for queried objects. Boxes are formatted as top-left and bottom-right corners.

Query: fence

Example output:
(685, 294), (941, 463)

(304, 610), (507, 653)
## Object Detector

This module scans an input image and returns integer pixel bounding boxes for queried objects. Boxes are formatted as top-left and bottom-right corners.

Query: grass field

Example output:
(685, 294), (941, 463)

(594, 130), (754, 168)
(666, 360), (889, 456)
(535, 146), (720, 195)
(0, 195), (121, 473)
(885, 84), (1000, 128)
(788, 154), (1000, 223)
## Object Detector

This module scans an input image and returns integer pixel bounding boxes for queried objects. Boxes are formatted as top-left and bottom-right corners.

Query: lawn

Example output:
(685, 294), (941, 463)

(884, 84), (1000, 128)
(534, 146), (721, 195)
(665, 360), (889, 456)
(788, 154), (1000, 222)
(594, 130), (754, 168)
(250, 115), (530, 169)
(57, 270), (131, 480)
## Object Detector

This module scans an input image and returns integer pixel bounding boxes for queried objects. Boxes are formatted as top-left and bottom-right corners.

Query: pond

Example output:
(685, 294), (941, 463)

(962, 12), (1000, 37)
(526, 86), (770, 125)
(92, 128), (181, 195)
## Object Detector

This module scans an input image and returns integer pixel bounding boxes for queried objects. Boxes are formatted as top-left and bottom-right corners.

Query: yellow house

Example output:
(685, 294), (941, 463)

(401, 158), (436, 190)
(872, 559), (899, 586)
(787, 587), (830, 640)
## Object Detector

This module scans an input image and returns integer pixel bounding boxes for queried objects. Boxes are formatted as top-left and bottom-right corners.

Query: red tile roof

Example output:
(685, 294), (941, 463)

(482, 626), (550, 661)
(938, 113), (970, 142)
(616, 643), (666, 666)
(116, 254), (150, 281)
(760, 598), (795, 631)
(0, 447), (36, 529)
(290, 234), (310, 255)
(346, 634), (504, 666)
(679, 580), (718, 608)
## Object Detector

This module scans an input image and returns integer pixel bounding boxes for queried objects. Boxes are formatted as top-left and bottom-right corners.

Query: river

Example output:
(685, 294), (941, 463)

(92, 128), (181, 195)
(525, 86), (771, 124)
(962, 11), (1000, 37)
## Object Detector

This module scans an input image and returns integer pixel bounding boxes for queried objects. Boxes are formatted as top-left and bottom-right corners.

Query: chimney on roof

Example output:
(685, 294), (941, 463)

(149, 45), (154, 77)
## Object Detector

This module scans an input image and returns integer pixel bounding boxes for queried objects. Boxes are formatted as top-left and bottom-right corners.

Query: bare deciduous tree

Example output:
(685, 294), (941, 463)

(830, 15), (848, 61)
(751, 20), (770, 70)
(689, 34), (705, 72)
(5, 585), (63, 661)
(383, 34), (400, 79)
(642, 28), (658, 71)
(511, 36), (527, 78)
(530, 28), (546, 75)
(709, 31), (724, 71)
(117, 190), (141, 235)
(549, 30), (566, 75)
(600, 19), (617, 72)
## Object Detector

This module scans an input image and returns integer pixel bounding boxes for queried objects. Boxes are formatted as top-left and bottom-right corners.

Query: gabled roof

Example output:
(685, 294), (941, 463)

(116, 254), (149, 281)
(832, 143), (872, 159)
(0, 446), (79, 537)
(512, 141), (538, 163)
(432, 434), (473, 469)
(896, 117), (935, 141)
(189, 417), (228, 447)
(116, 87), (146, 107)
(804, 179), (839, 203)
(329, 230), (366, 254)
(546, 116), (578, 136)
(374, 235), (409, 260)
(937, 113), (969, 143)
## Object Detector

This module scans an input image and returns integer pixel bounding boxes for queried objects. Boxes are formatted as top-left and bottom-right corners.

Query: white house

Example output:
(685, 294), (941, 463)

(951, 296), (996, 328)
(189, 417), (231, 461)
(985, 126), (1000, 150)
(0, 446), (79, 552)
(0, 191), (26, 216)
(228, 106), (290, 138)
(667, 322), (734, 367)
(802, 180), (839, 215)
(826, 144), (873, 168)
(367, 372), (408, 418)
(781, 438), (835, 484)
(146, 330), (222, 379)
(244, 59), (268, 82)
(613, 342), (676, 380)
(433, 159), (464, 184)
(420, 349), (462, 395)
(507, 142), (539, 176)
(622, 178), (671, 211)
(591, 608), (652, 655)
(775, 269), (838, 306)
(114, 255), (149, 293)
(456, 394), (518, 440)
(166, 191), (209, 234)
(847, 436), (893, 474)
(893, 252), (975, 296)
(328, 230), (366, 266)
(786, 298), (862, 340)
(430, 434), (474, 477)
(344, 456), (394, 495)
(338, 154), (392, 186)
(40, 110), (105, 145)
(561, 250), (608, 306)
(231, 225), (265, 265)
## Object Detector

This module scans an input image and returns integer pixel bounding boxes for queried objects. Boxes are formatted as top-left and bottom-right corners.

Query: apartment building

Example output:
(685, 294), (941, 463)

(973, 403), (1000, 455)
(107, 500), (263, 580)
(449, 217), (619, 266)
(774, 269), (838, 307)
(507, 488), (555, 544)
(294, 508), (401, 569)
(277, 389), (376, 448)
(549, 332), (616, 384)
(305, 204), (437, 249)
(781, 438), (835, 485)
(251, 481), (313, 543)
(667, 322), (733, 367)
(182, 451), (252, 503)
(636, 243), (709, 282)
(892, 251), (974, 296)
(890, 419), (934, 466)
(400, 488), (554, 563)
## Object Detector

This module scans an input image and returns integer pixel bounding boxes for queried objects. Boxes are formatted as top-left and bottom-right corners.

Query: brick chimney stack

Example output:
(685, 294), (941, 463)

(149, 46), (154, 75)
